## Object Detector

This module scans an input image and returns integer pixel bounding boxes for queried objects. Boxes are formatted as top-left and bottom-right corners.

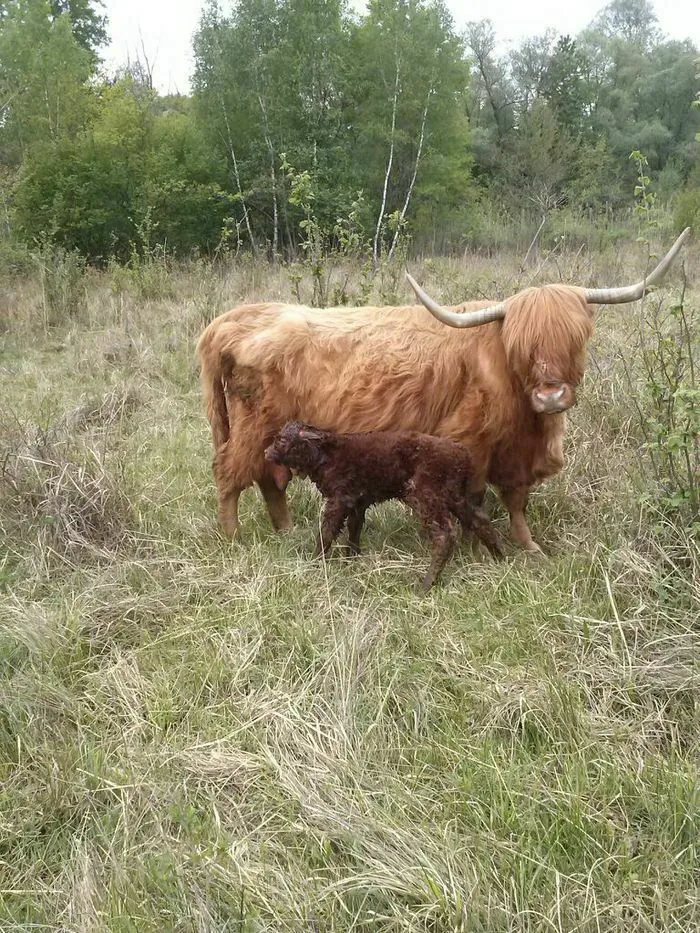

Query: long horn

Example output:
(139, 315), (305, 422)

(585, 227), (691, 305)
(406, 272), (506, 328)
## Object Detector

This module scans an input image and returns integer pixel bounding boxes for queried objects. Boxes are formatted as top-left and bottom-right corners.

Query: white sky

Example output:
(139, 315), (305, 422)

(102, 0), (700, 95)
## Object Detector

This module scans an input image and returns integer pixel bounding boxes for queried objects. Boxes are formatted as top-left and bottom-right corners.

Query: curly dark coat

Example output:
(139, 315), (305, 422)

(264, 421), (503, 588)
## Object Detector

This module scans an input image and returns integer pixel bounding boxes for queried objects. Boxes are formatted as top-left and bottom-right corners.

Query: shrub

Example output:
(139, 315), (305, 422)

(32, 240), (87, 327)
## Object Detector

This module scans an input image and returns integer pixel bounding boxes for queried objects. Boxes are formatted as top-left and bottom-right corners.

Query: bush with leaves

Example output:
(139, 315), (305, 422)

(32, 238), (87, 327)
(625, 152), (699, 529)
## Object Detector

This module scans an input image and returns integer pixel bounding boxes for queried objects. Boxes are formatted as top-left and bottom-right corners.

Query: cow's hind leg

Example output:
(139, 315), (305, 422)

(212, 442), (251, 539)
(257, 474), (293, 532)
(499, 485), (542, 553)
(214, 468), (243, 538)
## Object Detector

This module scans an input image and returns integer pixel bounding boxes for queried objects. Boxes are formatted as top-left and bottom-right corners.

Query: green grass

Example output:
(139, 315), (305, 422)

(0, 244), (698, 931)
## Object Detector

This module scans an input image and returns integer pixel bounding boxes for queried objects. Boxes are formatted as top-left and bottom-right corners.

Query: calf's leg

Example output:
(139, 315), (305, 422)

(314, 499), (352, 559)
(458, 487), (487, 554)
(423, 515), (458, 589)
(407, 493), (458, 588)
(346, 505), (367, 555)
(454, 500), (503, 560)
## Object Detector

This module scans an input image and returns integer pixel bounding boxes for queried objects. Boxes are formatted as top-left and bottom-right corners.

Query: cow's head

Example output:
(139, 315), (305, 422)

(501, 284), (592, 414)
(265, 421), (332, 476)
(406, 228), (690, 415)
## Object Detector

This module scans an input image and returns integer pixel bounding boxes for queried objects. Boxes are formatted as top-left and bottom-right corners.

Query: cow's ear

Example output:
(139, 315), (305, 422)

(266, 461), (292, 492)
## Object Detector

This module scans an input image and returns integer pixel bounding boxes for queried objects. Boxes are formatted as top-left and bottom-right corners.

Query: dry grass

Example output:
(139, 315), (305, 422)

(0, 241), (698, 931)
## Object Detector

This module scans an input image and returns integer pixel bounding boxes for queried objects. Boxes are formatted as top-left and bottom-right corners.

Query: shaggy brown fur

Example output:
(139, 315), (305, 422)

(196, 285), (594, 548)
(264, 422), (503, 588)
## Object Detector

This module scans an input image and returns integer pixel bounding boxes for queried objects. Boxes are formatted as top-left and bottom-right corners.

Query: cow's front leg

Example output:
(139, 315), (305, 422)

(498, 485), (543, 553)
(258, 473), (293, 532)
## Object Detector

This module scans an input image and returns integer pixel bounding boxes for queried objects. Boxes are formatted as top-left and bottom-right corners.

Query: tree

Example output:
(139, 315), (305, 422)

(592, 0), (660, 50)
(14, 74), (229, 260)
(5, 0), (698, 261)
(510, 100), (577, 214)
(541, 36), (592, 135)
(509, 31), (556, 113)
(49, 0), (107, 55)
(0, 0), (96, 165)
(348, 0), (472, 259)
(465, 20), (515, 142)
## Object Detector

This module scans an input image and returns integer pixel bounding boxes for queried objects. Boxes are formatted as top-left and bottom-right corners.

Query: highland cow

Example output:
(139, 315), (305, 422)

(197, 229), (690, 549)
(264, 421), (504, 588)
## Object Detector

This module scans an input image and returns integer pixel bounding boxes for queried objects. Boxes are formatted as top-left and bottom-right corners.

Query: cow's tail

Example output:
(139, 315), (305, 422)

(196, 330), (234, 451)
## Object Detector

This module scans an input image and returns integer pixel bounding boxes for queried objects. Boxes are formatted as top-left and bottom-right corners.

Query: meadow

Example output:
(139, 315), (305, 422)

(0, 240), (698, 931)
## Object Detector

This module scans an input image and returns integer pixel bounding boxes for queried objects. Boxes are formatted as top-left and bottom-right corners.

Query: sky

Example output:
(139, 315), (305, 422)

(102, 0), (700, 95)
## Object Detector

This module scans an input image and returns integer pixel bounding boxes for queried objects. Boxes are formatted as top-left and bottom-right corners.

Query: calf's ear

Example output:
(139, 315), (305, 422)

(298, 426), (327, 442)
(266, 462), (292, 492)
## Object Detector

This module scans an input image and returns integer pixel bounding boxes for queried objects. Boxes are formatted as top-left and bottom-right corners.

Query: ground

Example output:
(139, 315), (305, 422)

(0, 244), (698, 931)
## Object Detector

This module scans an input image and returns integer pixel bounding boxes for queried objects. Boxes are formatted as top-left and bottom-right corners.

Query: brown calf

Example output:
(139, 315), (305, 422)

(264, 421), (503, 588)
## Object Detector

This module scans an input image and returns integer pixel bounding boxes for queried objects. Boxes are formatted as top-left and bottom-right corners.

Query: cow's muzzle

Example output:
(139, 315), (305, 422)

(531, 384), (576, 414)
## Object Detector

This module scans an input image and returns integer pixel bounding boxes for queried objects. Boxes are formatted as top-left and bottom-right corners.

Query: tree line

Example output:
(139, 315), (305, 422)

(0, 0), (698, 265)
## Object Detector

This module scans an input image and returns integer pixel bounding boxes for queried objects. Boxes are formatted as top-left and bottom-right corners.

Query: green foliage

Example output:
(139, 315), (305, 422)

(32, 237), (87, 325)
(12, 77), (230, 261)
(593, 0), (660, 49)
(467, 1), (699, 236)
(49, 0), (107, 54)
(281, 154), (375, 306)
(0, 234), (33, 278)
(630, 149), (658, 233)
(0, 0), (698, 262)
(280, 152), (414, 307)
(541, 36), (591, 134)
(674, 178), (700, 231)
(119, 209), (173, 301)
(625, 153), (699, 527)
(282, 153), (332, 304)
(0, 0), (97, 165)
(635, 293), (699, 527)
(192, 0), (473, 260)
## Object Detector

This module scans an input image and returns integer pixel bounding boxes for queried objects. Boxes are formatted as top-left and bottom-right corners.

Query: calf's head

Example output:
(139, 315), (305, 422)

(265, 421), (332, 475)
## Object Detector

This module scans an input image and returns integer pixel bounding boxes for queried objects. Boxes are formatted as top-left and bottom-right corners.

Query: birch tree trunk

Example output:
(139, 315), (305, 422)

(258, 93), (279, 261)
(388, 86), (433, 261)
(373, 56), (400, 268)
(221, 101), (257, 253)
(522, 213), (547, 267)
